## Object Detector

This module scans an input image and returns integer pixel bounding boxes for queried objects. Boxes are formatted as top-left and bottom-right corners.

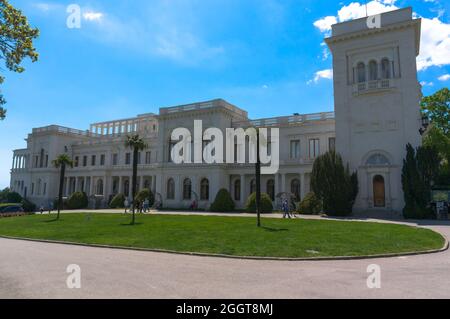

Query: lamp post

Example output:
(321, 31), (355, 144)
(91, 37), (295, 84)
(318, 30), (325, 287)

(419, 115), (430, 136)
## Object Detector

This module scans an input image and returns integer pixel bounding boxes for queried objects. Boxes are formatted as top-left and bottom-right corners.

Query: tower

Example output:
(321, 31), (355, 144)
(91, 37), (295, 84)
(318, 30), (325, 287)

(325, 7), (422, 214)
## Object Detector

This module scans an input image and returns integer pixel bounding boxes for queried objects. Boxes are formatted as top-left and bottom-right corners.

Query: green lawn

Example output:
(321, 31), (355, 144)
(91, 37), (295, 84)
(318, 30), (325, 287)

(0, 203), (20, 208)
(0, 214), (445, 258)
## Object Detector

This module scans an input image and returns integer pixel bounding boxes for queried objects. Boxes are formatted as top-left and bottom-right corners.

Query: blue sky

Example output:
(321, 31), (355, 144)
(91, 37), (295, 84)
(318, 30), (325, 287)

(1, 0), (449, 188)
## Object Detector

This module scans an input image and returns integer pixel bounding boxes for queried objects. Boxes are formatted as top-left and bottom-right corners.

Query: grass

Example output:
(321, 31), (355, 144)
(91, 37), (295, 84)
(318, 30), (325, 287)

(0, 213), (445, 258)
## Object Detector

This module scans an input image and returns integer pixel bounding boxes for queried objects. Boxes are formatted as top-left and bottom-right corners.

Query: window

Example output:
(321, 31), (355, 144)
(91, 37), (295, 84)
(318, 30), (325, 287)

(100, 154), (105, 166)
(183, 178), (192, 200)
(43, 183), (47, 195)
(200, 179), (209, 201)
(112, 153), (118, 166)
(234, 180), (241, 201)
(250, 179), (256, 194)
(83, 156), (87, 167)
(357, 62), (366, 83)
(91, 155), (96, 166)
(74, 156), (79, 167)
(381, 58), (391, 79)
(291, 179), (301, 201)
(309, 139), (320, 158)
(267, 179), (275, 201)
(366, 154), (390, 166)
(45, 155), (48, 168)
(125, 153), (131, 165)
(290, 140), (300, 159)
(167, 178), (175, 200)
(31, 183), (35, 195)
(369, 60), (378, 81)
(145, 151), (151, 164)
(34, 156), (38, 168)
(137, 152), (141, 165)
(39, 149), (44, 168)
(329, 137), (336, 152)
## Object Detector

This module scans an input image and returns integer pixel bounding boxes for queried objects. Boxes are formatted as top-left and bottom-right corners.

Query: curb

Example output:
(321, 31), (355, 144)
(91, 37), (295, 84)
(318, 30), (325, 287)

(0, 232), (448, 262)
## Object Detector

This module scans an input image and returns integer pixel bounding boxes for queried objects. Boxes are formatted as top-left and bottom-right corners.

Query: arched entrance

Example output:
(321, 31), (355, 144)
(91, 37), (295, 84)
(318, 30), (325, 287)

(373, 175), (386, 208)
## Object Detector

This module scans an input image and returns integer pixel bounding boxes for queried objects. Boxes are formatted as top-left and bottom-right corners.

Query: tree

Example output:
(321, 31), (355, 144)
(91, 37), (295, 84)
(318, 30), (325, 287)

(135, 188), (155, 207)
(421, 88), (450, 136)
(310, 151), (358, 216)
(210, 189), (235, 212)
(52, 154), (73, 220)
(125, 134), (147, 225)
(402, 144), (441, 219)
(0, 1), (39, 120)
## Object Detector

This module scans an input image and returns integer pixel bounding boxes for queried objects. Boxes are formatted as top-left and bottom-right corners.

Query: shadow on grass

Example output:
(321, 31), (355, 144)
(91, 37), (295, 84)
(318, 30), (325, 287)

(261, 226), (289, 232)
(43, 218), (62, 223)
(120, 222), (144, 227)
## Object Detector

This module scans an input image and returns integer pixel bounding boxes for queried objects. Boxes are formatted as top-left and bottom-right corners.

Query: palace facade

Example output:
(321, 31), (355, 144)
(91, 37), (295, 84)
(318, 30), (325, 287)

(10, 7), (423, 215)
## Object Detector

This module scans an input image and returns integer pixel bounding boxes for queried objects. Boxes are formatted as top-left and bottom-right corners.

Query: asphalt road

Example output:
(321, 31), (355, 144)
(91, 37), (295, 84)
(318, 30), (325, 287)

(0, 219), (449, 299)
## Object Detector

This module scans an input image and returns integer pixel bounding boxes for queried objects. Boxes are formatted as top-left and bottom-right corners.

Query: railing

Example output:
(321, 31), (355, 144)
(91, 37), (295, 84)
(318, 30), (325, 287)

(354, 79), (393, 94)
(159, 99), (248, 118)
(233, 112), (335, 128)
(32, 125), (100, 137)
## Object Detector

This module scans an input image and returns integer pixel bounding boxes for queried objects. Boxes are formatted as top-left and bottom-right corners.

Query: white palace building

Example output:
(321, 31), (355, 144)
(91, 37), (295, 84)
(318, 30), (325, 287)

(10, 8), (423, 215)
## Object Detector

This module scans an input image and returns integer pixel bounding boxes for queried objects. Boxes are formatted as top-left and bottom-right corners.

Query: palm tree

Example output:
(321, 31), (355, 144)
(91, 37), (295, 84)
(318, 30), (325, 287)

(52, 154), (73, 220)
(125, 134), (147, 225)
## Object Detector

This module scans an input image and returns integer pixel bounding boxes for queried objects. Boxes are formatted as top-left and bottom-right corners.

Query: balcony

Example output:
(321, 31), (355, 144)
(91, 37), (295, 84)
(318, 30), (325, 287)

(353, 79), (394, 95)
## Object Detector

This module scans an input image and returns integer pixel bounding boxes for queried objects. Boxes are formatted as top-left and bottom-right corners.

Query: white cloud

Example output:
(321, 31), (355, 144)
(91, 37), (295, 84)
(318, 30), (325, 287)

(308, 69), (333, 84)
(313, 0), (450, 71)
(420, 81), (434, 87)
(438, 74), (450, 81)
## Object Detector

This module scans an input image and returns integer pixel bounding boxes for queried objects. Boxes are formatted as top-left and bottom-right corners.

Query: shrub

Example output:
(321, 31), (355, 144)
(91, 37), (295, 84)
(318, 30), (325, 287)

(245, 192), (273, 213)
(21, 199), (36, 213)
(66, 192), (88, 210)
(210, 189), (235, 212)
(297, 192), (322, 215)
(135, 188), (155, 206)
(110, 193), (126, 208)
(6, 191), (22, 203)
(311, 151), (358, 216)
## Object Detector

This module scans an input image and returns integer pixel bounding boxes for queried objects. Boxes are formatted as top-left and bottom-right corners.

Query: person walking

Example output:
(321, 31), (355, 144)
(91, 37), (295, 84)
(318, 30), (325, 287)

(143, 198), (149, 213)
(283, 199), (291, 219)
(124, 198), (129, 213)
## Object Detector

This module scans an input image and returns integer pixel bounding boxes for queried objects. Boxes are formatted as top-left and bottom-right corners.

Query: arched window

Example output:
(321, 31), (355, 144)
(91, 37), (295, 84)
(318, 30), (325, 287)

(96, 179), (104, 196)
(357, 62), (366, 83)
(200, 178), (209, 201)
(369, 60), (378, 81)
(381, 58), (391, 79)
(250, 179), (256, 194)
(183, 178), (192, 200)
(366, 154), (390, 166)
(144, 179), (150, 190)
(167, 178), (175, 200)
(291, 179), (301, 202)
(234, 180), (241, 201)
(267, 179), (275, 201)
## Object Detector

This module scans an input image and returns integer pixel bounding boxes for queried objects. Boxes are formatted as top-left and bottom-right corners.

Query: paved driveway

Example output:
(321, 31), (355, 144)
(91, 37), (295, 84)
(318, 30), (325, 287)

(0, 218), (449, 299)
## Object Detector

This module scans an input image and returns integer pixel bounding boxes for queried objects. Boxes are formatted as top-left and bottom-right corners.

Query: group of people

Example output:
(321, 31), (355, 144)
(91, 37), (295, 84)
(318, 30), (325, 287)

(124, 198), (151, 214)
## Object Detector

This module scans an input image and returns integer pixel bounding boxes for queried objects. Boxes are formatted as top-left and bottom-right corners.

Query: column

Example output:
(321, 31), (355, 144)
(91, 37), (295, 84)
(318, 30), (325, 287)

(275, 173), (280, 197)
(90, 177), (95, 196)
(139, 176), (144, 191)
(118, 176), (123, 194)
(281, 174), (286, 193)
(65, 177), (70, 196)
(74, 178), (79, 193)
(12, 155), (15, 170)
(240, 174), (245, 206)
(300, 173), (305, 201)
